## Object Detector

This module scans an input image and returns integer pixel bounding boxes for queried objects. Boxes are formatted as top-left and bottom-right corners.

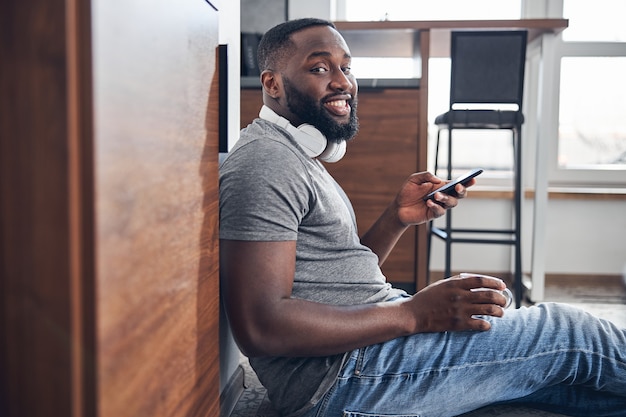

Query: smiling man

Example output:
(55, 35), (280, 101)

(219, 18), (626, 417)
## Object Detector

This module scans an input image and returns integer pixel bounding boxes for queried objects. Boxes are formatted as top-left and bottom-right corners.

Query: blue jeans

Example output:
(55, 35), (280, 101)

(304, 303), (626, 417)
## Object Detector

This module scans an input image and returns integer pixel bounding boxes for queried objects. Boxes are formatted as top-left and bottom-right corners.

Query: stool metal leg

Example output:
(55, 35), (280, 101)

(427, 128), (445, 285)
(428, 124), (523, 296)
(513, 125), (523, 308)
(444, 125), (453, 278)
(444, 209), (452, 278)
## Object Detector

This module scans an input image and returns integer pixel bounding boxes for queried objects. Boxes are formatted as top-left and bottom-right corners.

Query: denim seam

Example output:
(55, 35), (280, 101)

(342, 412), (420, 417)
(417, 348), (626, 373)
(354, 347), (366, 376)
(313, 382), (335, 417)
(337, 348), (626, 381)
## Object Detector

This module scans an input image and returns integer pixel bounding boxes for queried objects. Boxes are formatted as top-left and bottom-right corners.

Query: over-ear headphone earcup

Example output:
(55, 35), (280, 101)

(259, 105), (346, 163)
(289, 124), (327, 158)
(319, 141), (346, 163)
(289, 124), (345, 163)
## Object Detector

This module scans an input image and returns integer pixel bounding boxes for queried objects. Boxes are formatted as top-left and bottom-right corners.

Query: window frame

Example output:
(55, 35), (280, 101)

(548, 41), (626, 187)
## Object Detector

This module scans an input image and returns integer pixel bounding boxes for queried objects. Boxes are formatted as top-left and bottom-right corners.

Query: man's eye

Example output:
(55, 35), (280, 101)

(342, 66), (352, 74)
(311, 67), (328, 73)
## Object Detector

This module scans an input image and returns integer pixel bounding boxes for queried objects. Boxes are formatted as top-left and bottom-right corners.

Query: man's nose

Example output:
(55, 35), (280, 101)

(330, 70), (353, 91)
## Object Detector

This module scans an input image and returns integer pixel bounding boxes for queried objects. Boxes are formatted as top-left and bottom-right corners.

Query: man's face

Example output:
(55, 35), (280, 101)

(278, 25), (359, 143)
(282, 75), (358, 143)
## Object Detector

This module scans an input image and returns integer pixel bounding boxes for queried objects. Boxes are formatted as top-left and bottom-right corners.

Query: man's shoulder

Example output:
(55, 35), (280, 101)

(224, 119), (310, 171)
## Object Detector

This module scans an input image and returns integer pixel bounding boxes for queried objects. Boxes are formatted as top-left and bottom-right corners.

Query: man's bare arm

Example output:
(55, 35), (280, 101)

(220, 239), (507, 358)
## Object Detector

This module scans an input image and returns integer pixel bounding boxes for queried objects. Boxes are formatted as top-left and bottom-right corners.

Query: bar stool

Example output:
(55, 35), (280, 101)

(427, 30), (528, 308)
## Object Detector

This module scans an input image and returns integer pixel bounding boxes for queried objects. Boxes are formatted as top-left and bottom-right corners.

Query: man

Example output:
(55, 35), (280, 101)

(220, 18), (626, 417)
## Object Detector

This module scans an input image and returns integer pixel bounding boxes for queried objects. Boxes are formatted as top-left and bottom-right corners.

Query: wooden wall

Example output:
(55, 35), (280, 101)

(1, 0), (221, 416)
(324, 88), (421, 286)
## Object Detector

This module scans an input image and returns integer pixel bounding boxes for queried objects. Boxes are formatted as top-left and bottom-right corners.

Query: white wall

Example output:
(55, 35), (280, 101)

(288, 0), (336, 20)
(240, 0), (287, 33)
(218, 0), (242, 393)
(429, 197), (626, 278)
(219, 0), (240, 152)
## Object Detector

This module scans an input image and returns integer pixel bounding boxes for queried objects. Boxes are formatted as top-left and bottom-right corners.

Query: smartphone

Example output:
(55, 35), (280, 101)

(423, 168), (483, 201)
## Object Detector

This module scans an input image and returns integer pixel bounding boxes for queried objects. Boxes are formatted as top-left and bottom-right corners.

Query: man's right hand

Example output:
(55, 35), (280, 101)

(405, 274), (509, 333)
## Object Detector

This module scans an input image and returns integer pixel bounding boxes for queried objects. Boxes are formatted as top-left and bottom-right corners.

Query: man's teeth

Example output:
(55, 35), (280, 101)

(328, 100), (346, 107)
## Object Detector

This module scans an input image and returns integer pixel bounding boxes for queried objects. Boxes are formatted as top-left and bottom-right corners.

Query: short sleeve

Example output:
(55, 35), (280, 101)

(219, 138), (314, 242)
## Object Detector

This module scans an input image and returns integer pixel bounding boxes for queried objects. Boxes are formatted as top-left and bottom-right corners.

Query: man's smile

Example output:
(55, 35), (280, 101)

(324, 98), (352, 117)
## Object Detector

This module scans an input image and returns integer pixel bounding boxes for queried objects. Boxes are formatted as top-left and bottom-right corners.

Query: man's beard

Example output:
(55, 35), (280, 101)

(283, 76), (359, 144)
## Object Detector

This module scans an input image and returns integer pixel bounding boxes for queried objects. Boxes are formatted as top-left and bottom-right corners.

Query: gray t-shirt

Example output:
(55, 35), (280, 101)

(219, 119), (404, 416)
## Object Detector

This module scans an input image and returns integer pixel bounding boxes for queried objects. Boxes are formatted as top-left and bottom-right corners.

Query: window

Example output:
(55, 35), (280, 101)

(558, 57), (626, 169)
(343, 0), (521, 81)
(553, 0), (626, 184)
(344, 0), (520, 21)
(561, 0), (626, 42)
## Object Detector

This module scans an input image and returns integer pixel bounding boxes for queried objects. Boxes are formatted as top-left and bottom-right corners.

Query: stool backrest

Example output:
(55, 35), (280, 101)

(450, 30), (528, 110)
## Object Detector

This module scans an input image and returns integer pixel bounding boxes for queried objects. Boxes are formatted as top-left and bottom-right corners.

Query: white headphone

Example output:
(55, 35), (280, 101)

(259, 105), (346, 163)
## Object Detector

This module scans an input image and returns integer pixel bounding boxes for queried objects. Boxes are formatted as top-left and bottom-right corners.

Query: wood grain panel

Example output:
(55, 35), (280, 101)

(416, 29), (431, 291)
(240, 88), (263, 129)
(324, 89), (420, 284)
(4, 1), (223, 415)
(92, 1), (220, 416)
(0, 1), (82, 416)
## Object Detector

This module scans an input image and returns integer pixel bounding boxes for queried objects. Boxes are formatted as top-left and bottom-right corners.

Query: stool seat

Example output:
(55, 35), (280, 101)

(434, 109), (524, 129)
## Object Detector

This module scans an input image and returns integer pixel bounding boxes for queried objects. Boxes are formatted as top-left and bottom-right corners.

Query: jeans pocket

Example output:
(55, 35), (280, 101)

(343, 411), (420, 417)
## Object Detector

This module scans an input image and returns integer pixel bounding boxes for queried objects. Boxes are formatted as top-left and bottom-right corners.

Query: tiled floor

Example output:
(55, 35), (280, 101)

(228, 279), (626, 417)
(543, 278), (626, 327)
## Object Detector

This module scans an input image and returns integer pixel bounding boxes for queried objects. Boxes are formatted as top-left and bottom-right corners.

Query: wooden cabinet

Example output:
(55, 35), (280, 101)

(240, 86), (425, 289)
(1, 1), (221, 416)
(324, 88), (421, 286)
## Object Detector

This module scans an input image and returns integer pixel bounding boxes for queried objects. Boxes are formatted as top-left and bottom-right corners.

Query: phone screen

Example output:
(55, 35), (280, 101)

(423, 168), (483, 201)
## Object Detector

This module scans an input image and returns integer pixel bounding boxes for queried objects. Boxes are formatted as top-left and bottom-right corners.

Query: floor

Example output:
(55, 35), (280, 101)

(227, 278), (626, 417)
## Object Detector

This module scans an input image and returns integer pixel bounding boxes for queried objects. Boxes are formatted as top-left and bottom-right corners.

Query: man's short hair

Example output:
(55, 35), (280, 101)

(257, 18), (336, 72)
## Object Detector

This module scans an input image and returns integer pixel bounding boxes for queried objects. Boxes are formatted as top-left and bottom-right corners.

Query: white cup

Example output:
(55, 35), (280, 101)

(462, 273), (514, 309)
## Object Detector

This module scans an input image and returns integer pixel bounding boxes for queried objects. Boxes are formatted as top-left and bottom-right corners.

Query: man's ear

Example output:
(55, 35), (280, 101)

(260, 70), (282, 99)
